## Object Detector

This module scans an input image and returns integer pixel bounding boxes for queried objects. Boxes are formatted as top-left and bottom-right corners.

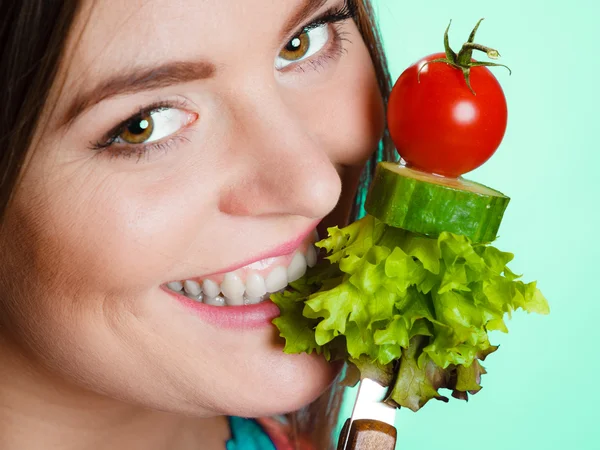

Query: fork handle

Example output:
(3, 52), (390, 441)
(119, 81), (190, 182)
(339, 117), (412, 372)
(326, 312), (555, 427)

(337, 418), (397, 450)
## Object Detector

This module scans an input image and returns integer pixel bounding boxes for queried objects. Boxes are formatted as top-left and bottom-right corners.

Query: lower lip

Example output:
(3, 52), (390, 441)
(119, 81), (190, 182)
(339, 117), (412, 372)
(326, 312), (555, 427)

(163, 288), (281, 330)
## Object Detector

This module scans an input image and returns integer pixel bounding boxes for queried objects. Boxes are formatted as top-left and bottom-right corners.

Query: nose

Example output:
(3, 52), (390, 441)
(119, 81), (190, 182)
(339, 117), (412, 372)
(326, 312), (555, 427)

(218, 84), (342, 219)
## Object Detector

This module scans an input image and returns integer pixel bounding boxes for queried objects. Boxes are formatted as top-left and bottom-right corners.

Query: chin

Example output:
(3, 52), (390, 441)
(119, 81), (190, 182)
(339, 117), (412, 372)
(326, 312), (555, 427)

(218, 348), (342, 418)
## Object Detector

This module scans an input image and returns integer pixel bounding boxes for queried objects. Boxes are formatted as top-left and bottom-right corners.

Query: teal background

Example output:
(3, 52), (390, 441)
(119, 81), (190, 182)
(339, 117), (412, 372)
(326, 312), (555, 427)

(339, 1), (599, 449)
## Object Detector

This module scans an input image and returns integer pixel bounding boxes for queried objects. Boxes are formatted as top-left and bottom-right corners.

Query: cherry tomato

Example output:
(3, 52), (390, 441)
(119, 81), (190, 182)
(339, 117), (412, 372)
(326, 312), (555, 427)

(387, 52), (508, 178)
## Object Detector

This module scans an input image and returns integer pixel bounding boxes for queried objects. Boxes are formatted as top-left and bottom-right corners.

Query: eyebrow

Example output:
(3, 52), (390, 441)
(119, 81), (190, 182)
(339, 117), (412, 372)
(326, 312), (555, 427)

(61, 0), (330, 126)
(281, 0), (329, 40)
(61, 61), (216, 126)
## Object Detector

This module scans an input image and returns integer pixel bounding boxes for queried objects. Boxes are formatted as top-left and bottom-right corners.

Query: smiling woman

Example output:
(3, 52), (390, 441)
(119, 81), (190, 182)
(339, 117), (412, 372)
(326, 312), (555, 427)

(0, 0), (392, 449)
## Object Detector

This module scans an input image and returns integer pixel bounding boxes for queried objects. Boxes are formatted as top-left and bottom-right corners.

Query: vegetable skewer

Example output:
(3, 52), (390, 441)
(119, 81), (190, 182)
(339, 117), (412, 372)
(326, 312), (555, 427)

(273, 19), (548, 417)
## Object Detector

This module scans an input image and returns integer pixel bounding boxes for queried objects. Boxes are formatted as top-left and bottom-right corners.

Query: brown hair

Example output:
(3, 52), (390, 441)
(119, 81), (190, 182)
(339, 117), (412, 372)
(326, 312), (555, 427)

(0, 1), (393, 448)
(0, 1), (80, 220)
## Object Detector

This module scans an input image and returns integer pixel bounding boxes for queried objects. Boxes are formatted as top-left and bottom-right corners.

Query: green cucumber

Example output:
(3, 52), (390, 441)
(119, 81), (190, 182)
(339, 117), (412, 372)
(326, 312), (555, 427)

(365, 162), (510, 243)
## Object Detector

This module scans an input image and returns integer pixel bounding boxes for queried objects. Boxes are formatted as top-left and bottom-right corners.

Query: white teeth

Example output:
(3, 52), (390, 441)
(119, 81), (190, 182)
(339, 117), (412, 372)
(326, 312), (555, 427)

(189, 293), (204, 303)
(169, 246), (317, 305)
(220, 273), (245, 301)
(245, 273), (267, 298)
(204, 295), (226, 307)
(287, 252), (307, 283)
(183, 280), (202, 297)
(167, 281), (183, 292)
(265, 266), (288, 293)
(312, 229), (319, 242)
(306, 244), (317, 268)
(224, 295), (244, 306)
(244, 294), (265, 305)
(202, 279), (220, 298)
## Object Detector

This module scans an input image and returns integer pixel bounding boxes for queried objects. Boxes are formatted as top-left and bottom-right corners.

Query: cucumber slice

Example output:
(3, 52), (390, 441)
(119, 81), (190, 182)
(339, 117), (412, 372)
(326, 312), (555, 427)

(365, 162), (510, 243)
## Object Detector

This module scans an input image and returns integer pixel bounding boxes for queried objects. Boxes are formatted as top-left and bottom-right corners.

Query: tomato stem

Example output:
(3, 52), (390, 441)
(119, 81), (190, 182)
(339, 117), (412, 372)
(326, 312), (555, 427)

(418, 18), (512, 95)
(460, 42), (500, 60)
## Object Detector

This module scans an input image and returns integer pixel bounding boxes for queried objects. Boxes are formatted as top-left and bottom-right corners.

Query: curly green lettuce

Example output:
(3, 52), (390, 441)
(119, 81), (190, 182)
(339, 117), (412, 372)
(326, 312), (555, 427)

(272, 215), (548, 411)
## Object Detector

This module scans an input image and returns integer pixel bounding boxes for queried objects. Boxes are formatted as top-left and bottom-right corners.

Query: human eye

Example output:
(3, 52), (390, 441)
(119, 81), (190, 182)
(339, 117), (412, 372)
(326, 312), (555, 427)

(275, 24), (332, 70)
(90, 99), (198, 160)
(275, 0), (357, 71)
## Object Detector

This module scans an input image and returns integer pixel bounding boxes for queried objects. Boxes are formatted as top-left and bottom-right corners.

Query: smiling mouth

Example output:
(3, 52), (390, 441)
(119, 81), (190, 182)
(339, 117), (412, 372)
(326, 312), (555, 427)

(164, 231), (318, 307)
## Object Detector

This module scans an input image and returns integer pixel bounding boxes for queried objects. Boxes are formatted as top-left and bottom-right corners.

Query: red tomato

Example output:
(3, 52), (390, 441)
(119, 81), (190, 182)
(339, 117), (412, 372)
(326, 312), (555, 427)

(387, 52), (508, 178)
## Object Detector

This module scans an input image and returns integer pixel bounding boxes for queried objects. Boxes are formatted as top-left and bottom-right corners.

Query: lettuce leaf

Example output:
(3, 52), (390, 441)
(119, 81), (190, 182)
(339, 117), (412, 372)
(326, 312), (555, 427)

(271, 215), (548, 411)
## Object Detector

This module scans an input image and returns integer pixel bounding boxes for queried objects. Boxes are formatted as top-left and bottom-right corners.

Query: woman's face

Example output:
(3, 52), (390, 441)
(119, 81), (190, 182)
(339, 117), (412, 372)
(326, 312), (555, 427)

(0, 0), (384, 417)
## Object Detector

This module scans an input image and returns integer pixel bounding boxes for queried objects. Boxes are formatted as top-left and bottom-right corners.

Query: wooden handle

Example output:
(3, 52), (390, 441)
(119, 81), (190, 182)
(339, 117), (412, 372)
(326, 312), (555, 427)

(337, 419), (397, 450)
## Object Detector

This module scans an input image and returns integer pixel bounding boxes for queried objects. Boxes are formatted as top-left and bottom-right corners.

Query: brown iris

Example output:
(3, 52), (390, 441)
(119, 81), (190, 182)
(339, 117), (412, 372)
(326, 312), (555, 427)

(279, 32), (310, 62)
(119, 113), (154, 144)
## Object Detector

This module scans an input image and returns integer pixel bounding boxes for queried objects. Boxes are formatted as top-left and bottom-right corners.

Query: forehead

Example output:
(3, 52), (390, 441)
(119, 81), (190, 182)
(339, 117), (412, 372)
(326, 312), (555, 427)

(63, 0), (316, 79)
(52, 0), (326, 125)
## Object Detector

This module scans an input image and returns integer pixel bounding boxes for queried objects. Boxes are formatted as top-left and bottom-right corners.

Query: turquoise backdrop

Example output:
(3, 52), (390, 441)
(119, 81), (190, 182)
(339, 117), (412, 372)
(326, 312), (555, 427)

(339, 1), (599, 449)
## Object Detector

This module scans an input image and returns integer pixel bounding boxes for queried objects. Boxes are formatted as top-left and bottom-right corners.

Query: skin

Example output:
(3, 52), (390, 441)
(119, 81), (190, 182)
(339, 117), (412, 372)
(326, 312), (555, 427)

(0, 0), (384, 449)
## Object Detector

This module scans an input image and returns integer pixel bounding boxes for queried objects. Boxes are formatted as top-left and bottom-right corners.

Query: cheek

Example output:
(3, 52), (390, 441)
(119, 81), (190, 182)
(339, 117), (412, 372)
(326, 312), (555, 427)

(12, 161), (219, 296)
(0, 159), (213, 367)
(307, 33), (385, 167)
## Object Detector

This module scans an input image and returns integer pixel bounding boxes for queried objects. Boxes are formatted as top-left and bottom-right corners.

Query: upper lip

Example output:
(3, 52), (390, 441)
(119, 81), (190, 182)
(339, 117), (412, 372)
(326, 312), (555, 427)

(169, 219), (321, 282)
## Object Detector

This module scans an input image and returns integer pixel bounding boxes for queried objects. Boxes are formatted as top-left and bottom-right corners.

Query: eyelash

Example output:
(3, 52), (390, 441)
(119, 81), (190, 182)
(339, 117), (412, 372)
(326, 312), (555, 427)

(89, 97), (193, 161)
(285, 0), (356, 74)
(306, 0), (357, 33)
(91, 0), (357, 160)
